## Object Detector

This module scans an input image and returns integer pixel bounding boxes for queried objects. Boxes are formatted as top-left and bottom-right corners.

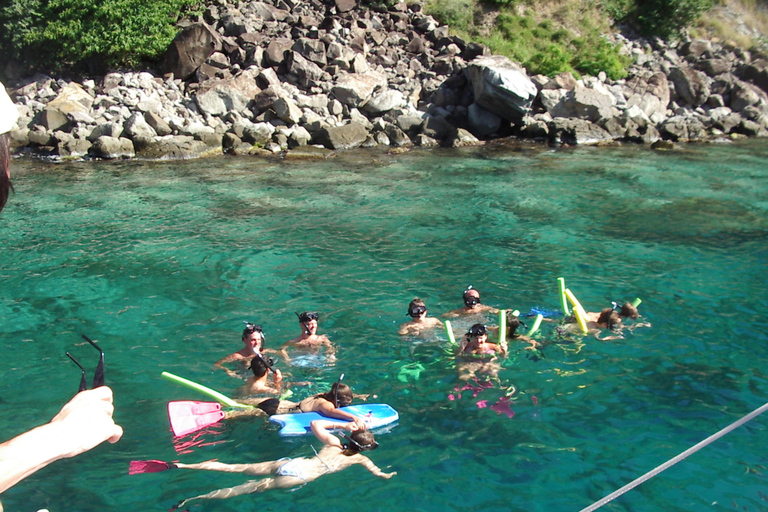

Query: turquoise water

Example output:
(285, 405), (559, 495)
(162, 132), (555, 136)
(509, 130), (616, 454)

(1, 140), (768, 512)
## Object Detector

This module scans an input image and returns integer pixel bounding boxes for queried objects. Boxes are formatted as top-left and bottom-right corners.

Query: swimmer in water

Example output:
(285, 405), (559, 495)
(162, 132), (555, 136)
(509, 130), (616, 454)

(561, 307), (625, 340)
(280, 311), (336, 365)
(238, 354), (283, 396)
(613, 301), (651, 331)
(456, 324), (507, 381)
(503, 311), (541, 350)
(165, 419), (395, 510)
(398, 298), (444, 336)
(443, 286), (499, 318)
(214, 323), (275, 378)
(229, 381), (369, 429)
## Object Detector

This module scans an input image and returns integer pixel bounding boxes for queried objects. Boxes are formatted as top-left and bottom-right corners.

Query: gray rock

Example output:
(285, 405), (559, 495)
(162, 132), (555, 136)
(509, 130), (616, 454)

(273, 97), (303, 125)
(243, 122), (275, 145)
(286, 51), (326, 87)
(332, 71), (387, 107)
(549, 118), (612, 145)
(384, 123), (411, 146)
(88, 122), (123, 141)
(467, 102), (501, 138)
(37, 108), (70, 131)
(136, 135), (211, 159)
(466, 55), (538, 123)
(124, 112), (157, 140)
(363, 90), (405, 114)
(161, 23), (221, 80)
(265, 39), (293, 66)
(668, 66), (710, 107)
(730, 79), (766, 112)
(194, 67), (261, 116)
(144, 112), (173, 136)
(317, 121), (370, 149)
(293, 38), (327, 66)
(90, 136), (135, 159)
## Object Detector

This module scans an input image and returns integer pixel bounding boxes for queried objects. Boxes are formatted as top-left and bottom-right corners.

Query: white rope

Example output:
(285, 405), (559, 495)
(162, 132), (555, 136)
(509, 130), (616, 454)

(580, 401), (768, 512)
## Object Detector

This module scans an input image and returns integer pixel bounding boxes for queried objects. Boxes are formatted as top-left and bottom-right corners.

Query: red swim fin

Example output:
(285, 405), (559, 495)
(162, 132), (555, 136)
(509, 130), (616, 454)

(128, 460), (177, 475)
(167, 401), (225, 437)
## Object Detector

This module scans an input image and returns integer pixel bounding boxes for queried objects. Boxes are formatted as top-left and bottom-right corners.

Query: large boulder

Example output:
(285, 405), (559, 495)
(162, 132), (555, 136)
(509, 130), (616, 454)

(160, 23), (221, 80)
(548, 118), (612, 145)
(466, 55), (538, 123)
(90, 136), (135, 159)
(668, 66), (710, 108)
(624, 71), (670, 118)
(545, 83), (616, 123)
(332, 71), (387, 108)
(316, 121), (370, 149)
(194, 67), (261, 116)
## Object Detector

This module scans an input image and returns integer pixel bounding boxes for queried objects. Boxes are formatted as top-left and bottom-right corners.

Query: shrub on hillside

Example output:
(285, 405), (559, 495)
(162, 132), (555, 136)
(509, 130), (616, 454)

(0, 0), (201, 74)
(634, 0), (714, 38)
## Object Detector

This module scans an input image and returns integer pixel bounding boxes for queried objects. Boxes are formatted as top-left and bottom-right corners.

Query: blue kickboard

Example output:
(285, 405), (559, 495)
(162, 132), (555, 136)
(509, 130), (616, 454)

(269, 404), (399, 436)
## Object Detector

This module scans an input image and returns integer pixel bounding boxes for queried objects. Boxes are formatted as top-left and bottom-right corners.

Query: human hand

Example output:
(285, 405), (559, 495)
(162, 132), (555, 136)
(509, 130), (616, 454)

(49, 386), (123, 459)
(382, 471), (397, 479)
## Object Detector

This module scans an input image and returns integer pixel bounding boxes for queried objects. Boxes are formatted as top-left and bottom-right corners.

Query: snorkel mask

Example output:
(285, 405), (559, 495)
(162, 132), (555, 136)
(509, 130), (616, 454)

(243, 321), (265, 351)
(407, 305), (427, 318)
(463, 285), (480, 308)
(296, 311), (319, 335)
(343, 433), (379, 451)
(468, 324), (487, 338)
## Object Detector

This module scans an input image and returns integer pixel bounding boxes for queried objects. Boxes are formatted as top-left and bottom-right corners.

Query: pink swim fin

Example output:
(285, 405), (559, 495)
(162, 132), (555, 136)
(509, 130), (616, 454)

(167, 401), (225, 437)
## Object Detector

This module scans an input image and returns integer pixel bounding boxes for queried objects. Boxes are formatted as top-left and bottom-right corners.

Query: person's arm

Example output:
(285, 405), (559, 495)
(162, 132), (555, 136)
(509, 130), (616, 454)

(314, 400), (365, 429)
(358, 456), (397, 479)
(0, 387), (123, 494)
(213, 353), (242, 378)
(309, 420), (348, 447)
(397, 323), (412, 336)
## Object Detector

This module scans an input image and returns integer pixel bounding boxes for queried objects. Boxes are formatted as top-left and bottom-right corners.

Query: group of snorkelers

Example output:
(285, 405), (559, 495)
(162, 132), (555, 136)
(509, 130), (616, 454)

(131, 284), (648, 509)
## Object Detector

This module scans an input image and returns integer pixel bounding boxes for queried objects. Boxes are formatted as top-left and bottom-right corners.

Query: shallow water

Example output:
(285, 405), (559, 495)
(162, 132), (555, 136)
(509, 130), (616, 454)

(1, 140), (767, 512)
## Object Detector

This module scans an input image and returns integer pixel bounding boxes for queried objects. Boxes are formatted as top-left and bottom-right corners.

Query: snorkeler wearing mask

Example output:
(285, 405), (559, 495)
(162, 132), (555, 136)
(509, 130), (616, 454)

(398, 298), (444, 336)
(280, 311), (336, 365)
(455, 324), (507, 382)
(215, 322), (280, 378)
(157, 419), (395, 510)
(443, 286), (499, 318)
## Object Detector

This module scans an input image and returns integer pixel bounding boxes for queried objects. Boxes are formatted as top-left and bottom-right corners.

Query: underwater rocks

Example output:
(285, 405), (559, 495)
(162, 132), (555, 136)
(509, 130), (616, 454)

(3, 0), (768, 160)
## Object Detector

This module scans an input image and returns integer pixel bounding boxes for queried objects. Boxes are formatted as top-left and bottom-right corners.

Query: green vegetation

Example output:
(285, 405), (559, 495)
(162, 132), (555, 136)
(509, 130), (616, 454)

(0, 0), (202, 74)
(424, 0), (718, 78)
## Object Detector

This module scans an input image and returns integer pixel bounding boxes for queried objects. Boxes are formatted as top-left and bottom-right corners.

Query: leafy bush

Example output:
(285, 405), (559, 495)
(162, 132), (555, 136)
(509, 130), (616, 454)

(634, 0), (714, 38)
(0, 0), (202, 74)
(425, 0), (476, 31)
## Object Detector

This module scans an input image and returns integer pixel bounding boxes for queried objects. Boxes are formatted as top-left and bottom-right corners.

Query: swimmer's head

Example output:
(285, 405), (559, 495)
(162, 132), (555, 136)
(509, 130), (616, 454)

(242, 322), (265, 349)
(249, 354), (273, 378)
(326, 382), (353, 408)
(618, 302), (639, 319)
(598, 308), (622, 330)
(407, 298), (427, 318)
(506, 312), (521, 336)
(297, 311), (319, 323)
(344, 429), (378, 453)
(463, 286), (481, 308)
(468, 323), (487, 338)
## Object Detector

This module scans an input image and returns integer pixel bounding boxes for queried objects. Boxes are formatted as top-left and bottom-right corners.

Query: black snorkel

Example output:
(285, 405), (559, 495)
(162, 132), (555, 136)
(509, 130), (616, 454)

(295, 311), (311, 335)
(333, 373), (345, 408)
(342, 433), (379, 452)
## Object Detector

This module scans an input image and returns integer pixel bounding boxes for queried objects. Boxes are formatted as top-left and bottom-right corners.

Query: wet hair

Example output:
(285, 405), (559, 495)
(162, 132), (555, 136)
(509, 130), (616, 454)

(463, 286), (480, 307)
(597, 308), (622, 330)
(506, 312), (521, 337)
(407, 298), (427, 318)
(467, 323), (487, 337)
(242, 323), (265, 349)
(323, 382), (353, 408)
(619, 302), (639, 319)
(298, 311), (319, 323)
(344, 429), (378, 454)
(0, 133), (11, 213)
(249, 355), (272, 378)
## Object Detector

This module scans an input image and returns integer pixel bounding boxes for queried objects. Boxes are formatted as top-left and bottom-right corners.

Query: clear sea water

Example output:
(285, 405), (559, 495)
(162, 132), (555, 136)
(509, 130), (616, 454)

(1, 139), (768, 512)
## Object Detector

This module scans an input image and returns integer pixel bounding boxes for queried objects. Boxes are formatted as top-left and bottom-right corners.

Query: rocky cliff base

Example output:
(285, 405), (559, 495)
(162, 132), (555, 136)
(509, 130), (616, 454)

(5, 0), (768, 160)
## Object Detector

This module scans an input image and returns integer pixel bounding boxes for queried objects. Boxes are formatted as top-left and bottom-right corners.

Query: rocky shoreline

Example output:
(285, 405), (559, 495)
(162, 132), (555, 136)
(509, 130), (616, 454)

(4, 0), (768, 160)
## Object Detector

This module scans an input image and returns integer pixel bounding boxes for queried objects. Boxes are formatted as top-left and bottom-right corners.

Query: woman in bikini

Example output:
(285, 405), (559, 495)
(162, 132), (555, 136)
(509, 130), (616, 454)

(161, 419), (395, 510)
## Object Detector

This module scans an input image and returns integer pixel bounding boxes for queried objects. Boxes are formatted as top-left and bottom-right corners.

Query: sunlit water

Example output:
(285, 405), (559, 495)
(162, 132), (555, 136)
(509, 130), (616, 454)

(1, 140), (768, 512)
